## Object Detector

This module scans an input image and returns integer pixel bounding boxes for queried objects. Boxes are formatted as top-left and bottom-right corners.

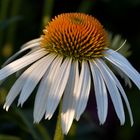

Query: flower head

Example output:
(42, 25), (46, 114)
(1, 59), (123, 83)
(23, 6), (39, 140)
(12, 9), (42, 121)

(0, 13), (140, 134)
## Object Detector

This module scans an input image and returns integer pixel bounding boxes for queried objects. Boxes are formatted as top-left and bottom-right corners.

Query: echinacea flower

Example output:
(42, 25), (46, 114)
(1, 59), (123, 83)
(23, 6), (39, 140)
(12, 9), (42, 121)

(0, 13), (140, 134)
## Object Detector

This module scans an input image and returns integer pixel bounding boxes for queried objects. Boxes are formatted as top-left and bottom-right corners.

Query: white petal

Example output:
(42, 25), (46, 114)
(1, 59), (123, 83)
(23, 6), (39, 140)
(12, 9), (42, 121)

(3, 60), (38, 111)
(45, 58), (71, 119)
(105, 49), (140, 89)
(33, 55), (58, 123)
(44, 56), (63, 119)
(112, 65), (132, 87)
(0, 49), (46, 80)
(89, 61), (108, 124)
(98, 59), (133, 125)
(21, 38), (41, 49)
(33, 69), (50, 123)
(61, 61), (79, 134)
(95, 59), (125, 125)
(3, 38), (41, 66)
(75, 61), (91, 121)
(18, 54), (55, 106)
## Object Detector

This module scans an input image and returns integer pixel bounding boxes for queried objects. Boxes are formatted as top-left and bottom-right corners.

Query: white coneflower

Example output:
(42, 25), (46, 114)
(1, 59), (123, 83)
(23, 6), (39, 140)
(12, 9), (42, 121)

(0, 13), (140, 134)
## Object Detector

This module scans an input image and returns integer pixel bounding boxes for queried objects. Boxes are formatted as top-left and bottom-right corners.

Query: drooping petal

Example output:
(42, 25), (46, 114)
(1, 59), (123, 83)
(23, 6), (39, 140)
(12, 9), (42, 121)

(105, 49), (140, 89)
(75, 61), (91, 121)
(61, 61), (79, 134)
(34, 55), (63, 123)
(43, 56), (63, 119)
(89, 61), (108, 124)
(18, 54), (55, 106)
(21, 38), (41, 50)
(33, 70), (50, 123)
(3, 64), (34, 111)
(3, 38), (41, 66)
(0, 49), (46, 80)
(111, 65), (132, 88)
(97, 59), (133, 125)
(95, 58), (125, 125)
(45, 58), (71, 120)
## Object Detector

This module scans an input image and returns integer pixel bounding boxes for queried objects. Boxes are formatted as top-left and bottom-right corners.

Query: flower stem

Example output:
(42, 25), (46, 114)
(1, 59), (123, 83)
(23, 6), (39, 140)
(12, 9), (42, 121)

(53, 102), (64, 140)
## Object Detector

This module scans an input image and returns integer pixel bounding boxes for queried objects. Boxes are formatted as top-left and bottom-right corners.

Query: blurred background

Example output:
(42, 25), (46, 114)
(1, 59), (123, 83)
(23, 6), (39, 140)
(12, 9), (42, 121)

(0, 0), (140, 140)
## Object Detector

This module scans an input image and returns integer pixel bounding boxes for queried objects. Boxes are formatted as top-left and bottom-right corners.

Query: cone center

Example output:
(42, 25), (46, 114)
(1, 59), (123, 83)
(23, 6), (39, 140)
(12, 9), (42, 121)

(41, 13), (109, 60)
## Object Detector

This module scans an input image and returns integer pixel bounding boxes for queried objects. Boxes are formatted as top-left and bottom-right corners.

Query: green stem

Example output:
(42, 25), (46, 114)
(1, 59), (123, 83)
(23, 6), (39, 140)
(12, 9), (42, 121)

(42, 0), (54, 27)
(53, 102), (64, 140)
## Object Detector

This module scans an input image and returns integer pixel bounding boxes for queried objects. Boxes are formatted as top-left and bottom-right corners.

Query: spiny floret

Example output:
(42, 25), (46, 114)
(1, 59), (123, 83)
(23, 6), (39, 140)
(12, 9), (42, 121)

(41, 13), (109, 60)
